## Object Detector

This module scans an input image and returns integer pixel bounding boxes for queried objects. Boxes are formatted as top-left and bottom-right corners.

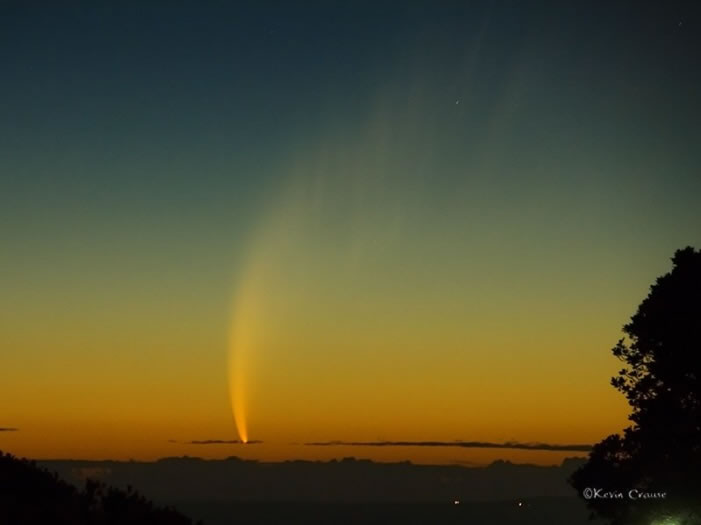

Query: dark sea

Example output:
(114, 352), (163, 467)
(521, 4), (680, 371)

(175, 497), (602, 525)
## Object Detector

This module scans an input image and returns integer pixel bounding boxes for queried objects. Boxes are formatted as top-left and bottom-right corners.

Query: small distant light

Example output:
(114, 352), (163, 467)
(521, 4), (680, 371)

(454, 500), (460, 505)
(518, 501), (523, 507)
(651, 518), (681, 525)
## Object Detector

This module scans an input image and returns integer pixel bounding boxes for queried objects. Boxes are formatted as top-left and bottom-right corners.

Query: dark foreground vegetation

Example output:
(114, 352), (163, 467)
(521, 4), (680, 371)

(0, 451), (199, 525)
(571, 247), (701, 525)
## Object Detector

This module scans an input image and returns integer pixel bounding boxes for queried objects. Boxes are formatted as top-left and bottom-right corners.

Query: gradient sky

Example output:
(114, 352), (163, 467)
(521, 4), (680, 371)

(1, 2), (700, 466)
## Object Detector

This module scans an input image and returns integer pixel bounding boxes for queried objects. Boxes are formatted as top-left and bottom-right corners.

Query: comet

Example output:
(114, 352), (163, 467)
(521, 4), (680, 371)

(228, 276), (259, 445)
(228, 269), (266, 445)
(225, 102), (417, 446)
(227, 204), (292, 446)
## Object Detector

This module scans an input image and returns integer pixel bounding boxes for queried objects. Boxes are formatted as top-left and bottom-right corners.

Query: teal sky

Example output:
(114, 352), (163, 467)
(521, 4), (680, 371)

(1, 2), (700, 463)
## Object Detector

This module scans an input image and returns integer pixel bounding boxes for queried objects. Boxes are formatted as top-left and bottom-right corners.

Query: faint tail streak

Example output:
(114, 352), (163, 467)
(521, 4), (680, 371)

(227, 187), (300, 447)
(228, 276), (263, 445)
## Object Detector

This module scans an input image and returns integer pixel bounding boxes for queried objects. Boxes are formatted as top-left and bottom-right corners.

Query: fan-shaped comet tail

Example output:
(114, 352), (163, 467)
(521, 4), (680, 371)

(228, 276), (262, 445)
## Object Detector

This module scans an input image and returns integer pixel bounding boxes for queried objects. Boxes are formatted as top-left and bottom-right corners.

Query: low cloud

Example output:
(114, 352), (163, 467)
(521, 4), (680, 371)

(0, 428), (18, 432)
(185, 439), (263, 445)
(303, 440), (591, 452)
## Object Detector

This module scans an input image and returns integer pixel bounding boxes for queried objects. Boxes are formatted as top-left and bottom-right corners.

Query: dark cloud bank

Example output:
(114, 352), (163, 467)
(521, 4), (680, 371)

(38, 456), (588, 505)
(304, 440), (592, 452)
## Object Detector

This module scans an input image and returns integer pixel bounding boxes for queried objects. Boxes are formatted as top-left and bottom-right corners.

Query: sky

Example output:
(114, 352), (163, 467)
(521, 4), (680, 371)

(1, 2), (700, 466)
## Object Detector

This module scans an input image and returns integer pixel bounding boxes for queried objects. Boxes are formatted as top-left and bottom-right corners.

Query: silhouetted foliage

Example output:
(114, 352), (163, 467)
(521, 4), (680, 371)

(0, 451), (201, 525)
(570, 247), (701, 525)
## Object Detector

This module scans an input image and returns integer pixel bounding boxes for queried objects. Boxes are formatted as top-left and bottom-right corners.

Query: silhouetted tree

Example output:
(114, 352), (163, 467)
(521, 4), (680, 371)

(570, 247), (701, 525)
(0, 451), (202, 525)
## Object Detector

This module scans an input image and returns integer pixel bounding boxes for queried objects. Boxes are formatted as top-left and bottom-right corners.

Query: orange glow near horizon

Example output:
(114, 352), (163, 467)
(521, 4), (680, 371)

(4, 63), (688, 469)
(2, 0), (701, 473)
(0, 144), (643, 466)
(0, 126), (646, 466)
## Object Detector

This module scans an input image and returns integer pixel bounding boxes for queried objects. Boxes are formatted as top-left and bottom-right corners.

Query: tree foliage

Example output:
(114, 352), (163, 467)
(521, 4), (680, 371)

(570, 247), (701, 525)
(0, 451), (201, 525)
